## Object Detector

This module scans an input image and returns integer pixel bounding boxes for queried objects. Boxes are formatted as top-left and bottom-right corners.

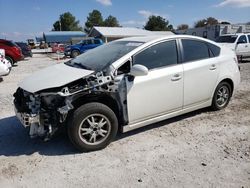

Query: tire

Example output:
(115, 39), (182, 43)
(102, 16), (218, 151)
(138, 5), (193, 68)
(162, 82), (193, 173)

(71, 50), (80, 58)
(211, 82), (232, 110)
(5, 56), (14, 65)
(68, 102), (118, 152)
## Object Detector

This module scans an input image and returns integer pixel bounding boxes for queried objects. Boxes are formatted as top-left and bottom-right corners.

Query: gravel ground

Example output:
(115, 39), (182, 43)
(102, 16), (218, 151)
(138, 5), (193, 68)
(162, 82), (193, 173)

(0, 54), (249, 188)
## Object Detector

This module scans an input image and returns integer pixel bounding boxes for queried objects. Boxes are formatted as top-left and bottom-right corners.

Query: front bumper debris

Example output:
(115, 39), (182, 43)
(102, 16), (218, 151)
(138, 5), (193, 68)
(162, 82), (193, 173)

(14, 106), (39, 127)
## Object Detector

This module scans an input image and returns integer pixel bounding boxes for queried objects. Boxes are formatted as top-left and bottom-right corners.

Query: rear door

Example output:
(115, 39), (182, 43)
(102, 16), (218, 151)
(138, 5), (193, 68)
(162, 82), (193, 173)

(181, 39), (220, 108)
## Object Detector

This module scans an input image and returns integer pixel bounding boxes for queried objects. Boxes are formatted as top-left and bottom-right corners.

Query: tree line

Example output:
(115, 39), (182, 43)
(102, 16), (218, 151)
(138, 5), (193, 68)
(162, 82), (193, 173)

(52, 10), (249, 32)
(52, 10), (174, 33)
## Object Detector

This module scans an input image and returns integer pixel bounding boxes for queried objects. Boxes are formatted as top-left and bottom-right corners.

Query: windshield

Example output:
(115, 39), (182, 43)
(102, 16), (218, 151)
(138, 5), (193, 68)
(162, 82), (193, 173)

(65, 40), (144, 71)
(216, 35), (238, 43)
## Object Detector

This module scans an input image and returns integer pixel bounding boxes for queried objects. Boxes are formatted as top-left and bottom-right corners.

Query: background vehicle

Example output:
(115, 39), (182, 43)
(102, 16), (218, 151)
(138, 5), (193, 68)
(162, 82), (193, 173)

(52, 43), (66, 53)
(64, 38), (103, 58)
(27, 39), (36, 49)
(216, 33), (250, 60)
(16, 42), (33, 57)
(0, 39), (23, 65)
(0, 49), (11, 76)
(14, 35), (240, 152)
(39, 41), (48, 49)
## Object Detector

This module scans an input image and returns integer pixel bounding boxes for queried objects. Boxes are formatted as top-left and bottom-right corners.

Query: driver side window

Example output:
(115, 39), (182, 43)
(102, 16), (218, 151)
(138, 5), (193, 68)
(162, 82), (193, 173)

(238, 35), (247, 44)
(133, 40), (178, 70)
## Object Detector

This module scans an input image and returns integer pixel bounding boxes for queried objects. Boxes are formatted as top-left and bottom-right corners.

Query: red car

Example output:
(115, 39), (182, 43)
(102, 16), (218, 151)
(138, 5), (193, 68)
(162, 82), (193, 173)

(0, 39), (24, 65)
(52, 43), (65, 53)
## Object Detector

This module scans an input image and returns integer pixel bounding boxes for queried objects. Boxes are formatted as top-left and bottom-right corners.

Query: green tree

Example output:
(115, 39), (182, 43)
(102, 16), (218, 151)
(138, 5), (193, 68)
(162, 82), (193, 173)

(194, 17), (219, 28)
(206, 17), (219, 25)
(194, 19), (207, 28)
(85, 10), (104, 33)
(144, 15), (173, 31)
(177, 24), (189, 30)
(53, 12), (82, 31)
(103, 15), (120, 27)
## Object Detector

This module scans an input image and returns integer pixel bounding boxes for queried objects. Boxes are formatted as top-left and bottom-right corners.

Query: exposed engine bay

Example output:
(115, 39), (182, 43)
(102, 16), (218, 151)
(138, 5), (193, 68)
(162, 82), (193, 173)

(14, 70), (128, 140)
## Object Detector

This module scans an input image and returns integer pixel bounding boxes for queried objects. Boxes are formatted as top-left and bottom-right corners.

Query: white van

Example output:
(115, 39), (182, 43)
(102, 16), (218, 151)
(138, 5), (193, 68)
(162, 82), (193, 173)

(217, 33), (250, 60)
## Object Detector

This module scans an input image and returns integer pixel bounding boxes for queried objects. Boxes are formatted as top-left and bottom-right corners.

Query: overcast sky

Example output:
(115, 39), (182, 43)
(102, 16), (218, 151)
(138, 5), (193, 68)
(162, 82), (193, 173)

(0, 0), (250, 41)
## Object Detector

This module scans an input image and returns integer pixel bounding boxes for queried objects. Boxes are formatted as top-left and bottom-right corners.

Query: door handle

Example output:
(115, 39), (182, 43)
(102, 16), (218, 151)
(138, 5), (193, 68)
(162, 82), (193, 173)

(171, 74), (182, 81)
(209, 64), (217, 70)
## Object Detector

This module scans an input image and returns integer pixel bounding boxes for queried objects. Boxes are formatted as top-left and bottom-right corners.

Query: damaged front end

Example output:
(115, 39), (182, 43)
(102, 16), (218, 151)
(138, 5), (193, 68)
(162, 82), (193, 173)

(13, 69), (128, 140)
(14, 88), (72, 139)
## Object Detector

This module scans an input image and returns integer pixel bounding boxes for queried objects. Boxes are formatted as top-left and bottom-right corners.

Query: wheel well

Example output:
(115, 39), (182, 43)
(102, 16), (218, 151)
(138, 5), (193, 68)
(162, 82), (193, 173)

(220, 78), (234, 96)
(71, 49), (80, 53)
(5, 55), (13, 60)
(5, 55), (14, 64)
(71, 94), (122, 125)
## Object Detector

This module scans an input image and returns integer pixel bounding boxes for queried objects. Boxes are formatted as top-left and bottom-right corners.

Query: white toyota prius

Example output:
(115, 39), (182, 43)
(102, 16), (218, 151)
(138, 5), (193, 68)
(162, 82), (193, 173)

(14, 35), (241, 152)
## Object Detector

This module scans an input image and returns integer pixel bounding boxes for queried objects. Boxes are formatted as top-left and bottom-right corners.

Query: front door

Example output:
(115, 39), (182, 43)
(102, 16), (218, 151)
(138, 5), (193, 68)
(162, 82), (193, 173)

(126, 40), (183, 124)
(236, 35), (249, 57)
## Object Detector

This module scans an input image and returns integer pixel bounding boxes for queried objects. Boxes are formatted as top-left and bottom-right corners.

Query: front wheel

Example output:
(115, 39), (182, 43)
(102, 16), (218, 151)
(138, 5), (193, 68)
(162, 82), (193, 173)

(211, 82), (232, 110)
(68, 102), (118, 152)
(71, 50), (80, 58)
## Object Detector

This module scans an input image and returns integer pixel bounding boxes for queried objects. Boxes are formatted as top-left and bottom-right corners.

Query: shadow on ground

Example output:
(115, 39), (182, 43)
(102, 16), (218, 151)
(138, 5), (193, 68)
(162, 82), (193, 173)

(0, 116), (76, 156)
(0, 108), (209, 156)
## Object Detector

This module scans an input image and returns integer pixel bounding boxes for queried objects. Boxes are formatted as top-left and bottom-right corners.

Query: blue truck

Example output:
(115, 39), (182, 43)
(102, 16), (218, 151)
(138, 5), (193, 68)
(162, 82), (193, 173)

(64, 38), (103, 58)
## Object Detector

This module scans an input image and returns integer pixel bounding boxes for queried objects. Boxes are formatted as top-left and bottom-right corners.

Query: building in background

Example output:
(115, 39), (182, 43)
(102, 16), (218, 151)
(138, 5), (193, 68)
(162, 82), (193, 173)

(41, 31), (86, 45)
(176, 24), (250, 41)
(88, 27), (174, 43)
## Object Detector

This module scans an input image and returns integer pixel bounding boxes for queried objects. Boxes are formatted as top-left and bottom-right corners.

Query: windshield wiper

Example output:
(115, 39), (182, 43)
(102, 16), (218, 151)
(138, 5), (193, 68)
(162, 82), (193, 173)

(73, 62), (92, 70)
(65, 61), (92, 70)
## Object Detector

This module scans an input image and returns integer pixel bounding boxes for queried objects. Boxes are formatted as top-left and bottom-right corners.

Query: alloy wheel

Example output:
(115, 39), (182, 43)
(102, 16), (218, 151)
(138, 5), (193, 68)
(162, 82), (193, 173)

(78, 114), (111, 145)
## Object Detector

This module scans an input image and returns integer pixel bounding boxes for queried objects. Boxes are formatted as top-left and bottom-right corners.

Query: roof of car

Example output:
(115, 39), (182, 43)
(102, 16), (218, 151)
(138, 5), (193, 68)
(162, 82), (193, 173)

(116, 35), (213, 43)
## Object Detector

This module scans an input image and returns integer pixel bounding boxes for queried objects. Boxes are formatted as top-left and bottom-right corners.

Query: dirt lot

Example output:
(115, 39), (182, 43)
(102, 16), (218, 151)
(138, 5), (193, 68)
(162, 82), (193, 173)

(0, 54), (249, 188)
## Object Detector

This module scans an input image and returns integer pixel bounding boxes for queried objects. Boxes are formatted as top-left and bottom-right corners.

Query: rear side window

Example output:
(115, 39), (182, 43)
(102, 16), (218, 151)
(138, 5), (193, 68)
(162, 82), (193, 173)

(133, 40), (178, 70)
(86, 40), (93, 45)
(207, 43), (221, 57)
(94, 39), (101, 44)
(182, 39), (210, 62)
(237, 35), (247, 43)
(3, 41), (17, 47)
(247, 35), (250, 43)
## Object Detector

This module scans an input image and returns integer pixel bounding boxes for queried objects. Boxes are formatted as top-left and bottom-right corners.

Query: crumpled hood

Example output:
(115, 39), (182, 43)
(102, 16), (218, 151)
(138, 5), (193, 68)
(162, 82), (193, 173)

(19, 63), (94, 93)
(217, 43), (236, 51)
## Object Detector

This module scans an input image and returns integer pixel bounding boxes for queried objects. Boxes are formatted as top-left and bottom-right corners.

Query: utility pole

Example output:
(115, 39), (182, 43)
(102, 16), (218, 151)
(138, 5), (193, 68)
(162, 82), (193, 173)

(59, 21), (62, 31)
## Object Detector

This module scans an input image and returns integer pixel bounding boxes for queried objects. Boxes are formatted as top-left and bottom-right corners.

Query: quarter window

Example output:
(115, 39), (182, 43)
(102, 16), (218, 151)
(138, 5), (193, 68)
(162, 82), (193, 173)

(133, 40), (178, 70)
(207, 43), (221, 57)
(182, 39), (210, 62)
(94, 39), (101, 44)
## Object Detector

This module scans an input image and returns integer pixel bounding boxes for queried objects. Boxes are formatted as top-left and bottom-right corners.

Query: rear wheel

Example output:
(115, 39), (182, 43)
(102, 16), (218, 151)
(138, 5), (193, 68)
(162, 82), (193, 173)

(211, 82), (232, 110)
(71, 50), (80, 58)
(5, 56), (14, 65)
(68, 102), (118, 152)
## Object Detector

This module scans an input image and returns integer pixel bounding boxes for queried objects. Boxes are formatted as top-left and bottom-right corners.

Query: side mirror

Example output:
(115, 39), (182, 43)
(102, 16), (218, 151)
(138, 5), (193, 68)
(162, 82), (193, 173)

(130, 64), (148, 77)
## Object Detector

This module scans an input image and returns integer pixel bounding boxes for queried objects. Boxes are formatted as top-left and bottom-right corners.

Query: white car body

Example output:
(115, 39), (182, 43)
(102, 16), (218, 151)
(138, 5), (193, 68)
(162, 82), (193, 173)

(217, 33), (250, 58)
(14, 35), (240, 151)
(0, 49), (11, 76)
